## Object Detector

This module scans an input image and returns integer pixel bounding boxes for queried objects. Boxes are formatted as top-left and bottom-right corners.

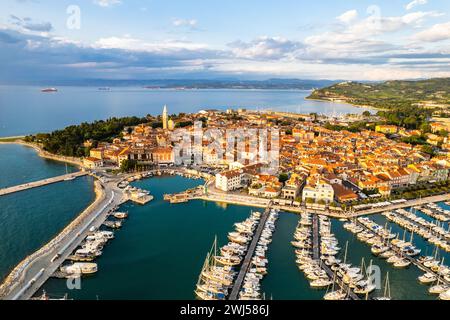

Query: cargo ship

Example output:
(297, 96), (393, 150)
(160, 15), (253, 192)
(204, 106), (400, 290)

(41, 88), (58, 93)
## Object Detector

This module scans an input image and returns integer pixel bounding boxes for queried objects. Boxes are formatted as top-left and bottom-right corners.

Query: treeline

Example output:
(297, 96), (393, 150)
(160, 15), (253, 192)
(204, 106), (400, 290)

(24, 116), (148, 157)
(375, 106), (432, 130)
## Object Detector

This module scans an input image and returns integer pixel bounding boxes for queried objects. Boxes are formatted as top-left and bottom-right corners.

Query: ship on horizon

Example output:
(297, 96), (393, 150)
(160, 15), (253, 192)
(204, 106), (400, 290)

(41, 88), (58, 93)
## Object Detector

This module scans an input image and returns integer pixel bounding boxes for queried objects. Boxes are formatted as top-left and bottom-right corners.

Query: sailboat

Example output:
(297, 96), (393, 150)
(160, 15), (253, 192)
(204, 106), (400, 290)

(195, 236), (229, 300)
(429, 274), (449, 295)
(323, 271), (346, 300)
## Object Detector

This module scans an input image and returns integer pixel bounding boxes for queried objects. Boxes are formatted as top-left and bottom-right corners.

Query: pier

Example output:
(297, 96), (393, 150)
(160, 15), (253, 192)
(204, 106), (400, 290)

(312, 215), (320, 260)
(312, 215), (360, 300)
(0, 177), (126, 300)
(229, 203), (272, 300)
(354, 219), (450, 287)
(0, 171), (88, 197)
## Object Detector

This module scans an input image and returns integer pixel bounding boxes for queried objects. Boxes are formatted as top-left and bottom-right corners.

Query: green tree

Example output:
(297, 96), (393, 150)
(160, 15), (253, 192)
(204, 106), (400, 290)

(278, 173), (289, 183)
(120, 159), (138, 173)
(421, 145), (435, 156)
(420, 123), (432, 134)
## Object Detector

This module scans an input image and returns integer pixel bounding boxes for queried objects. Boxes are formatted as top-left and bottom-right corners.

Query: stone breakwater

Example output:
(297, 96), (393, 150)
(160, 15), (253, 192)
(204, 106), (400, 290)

(0, 180), (104, 299)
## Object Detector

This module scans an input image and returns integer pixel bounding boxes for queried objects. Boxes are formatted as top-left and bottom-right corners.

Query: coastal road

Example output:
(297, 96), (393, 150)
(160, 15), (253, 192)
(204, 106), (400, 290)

(203, 179), (450, 219)
(1, 179), (125, 300)
(0, 171), (88, 197)
(354, 194), (450, 216)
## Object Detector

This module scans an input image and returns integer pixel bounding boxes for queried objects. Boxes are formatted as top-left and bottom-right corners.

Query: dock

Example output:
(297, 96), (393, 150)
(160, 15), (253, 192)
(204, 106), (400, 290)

(312, 215), (320, 260)
(229, 203), (272, 300)
(312, 215), (360, 300)
(354, 219), (450, 287)
(0, 171), (88, 196)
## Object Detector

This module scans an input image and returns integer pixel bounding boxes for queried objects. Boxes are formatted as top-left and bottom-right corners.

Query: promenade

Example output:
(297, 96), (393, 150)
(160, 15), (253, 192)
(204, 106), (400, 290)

(191, 181), (450, 219)
(0, 172), (88, 196)
(0, 177), (125, 300)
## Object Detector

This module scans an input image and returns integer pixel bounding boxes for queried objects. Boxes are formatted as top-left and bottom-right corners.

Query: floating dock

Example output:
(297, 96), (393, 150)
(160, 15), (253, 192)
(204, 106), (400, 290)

(312, 215), (360, 301)
(354, 219), (450, 287)
(229, 203), (273, 300)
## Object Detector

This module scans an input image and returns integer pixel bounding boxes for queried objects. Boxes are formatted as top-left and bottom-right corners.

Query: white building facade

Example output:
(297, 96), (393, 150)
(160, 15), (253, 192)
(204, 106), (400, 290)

(302, 181), (334, 203)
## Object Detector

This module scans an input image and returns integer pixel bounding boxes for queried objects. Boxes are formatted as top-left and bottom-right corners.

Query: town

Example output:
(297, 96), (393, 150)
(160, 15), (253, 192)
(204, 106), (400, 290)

(81, 105), (450, 213)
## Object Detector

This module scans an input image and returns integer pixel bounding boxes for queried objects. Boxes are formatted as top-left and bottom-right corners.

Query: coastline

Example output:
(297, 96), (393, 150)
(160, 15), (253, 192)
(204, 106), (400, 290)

(0, 139), (83, 167)
(304, 97), (383, 112)
(0, 179), (104, 298)
(0, 140), (98, 299)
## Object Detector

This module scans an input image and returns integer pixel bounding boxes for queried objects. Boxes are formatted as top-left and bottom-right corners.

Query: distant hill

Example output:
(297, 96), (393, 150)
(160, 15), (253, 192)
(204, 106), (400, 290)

(307, 78), (450, 110)
(15, 78), (338, 90)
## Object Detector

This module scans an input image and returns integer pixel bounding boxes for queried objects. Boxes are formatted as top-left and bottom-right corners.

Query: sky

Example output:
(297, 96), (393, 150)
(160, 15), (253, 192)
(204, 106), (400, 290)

(1, 0), (450, 82)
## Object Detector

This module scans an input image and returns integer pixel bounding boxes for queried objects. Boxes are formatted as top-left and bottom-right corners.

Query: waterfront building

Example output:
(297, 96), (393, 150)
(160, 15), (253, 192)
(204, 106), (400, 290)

(282, 174), (305, 200)
(83, 157), (104, 169)
(151, 147), (174, 165)
(331, 184), (359, 203)
(302, 180), (334, 203)
(215, 169), (243, 192)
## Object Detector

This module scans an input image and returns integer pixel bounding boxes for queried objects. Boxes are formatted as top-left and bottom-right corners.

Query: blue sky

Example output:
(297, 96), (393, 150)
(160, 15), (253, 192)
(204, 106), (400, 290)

(1, 0), (450, 82)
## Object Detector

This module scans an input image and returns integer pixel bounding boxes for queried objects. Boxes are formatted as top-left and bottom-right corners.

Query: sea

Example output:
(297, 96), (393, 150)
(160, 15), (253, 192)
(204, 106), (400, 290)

(0, 87), (444, 300)
(0, 86), (370, 137)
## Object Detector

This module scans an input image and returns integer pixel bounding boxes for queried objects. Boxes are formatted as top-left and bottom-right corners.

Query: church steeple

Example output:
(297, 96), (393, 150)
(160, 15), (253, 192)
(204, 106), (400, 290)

(162, 105), (168, 130)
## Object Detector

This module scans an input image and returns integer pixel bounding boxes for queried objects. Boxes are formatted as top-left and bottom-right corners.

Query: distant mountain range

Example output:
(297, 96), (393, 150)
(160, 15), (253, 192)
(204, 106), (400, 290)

(8, 78), (339, 90)
(307, 78), (450, 110)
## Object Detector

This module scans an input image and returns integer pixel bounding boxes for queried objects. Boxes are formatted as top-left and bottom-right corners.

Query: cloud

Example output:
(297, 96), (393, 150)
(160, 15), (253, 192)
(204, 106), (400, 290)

(94, 36), (209, 52)
(406, 0), (427, 11)
(9, 15), (53, 32)
(413, 21), (450, 42)
(228, 36), (303, 60)
(303, 10), (443, 60)
(172, 18), (198, 28)
(1, 11), (450, 83)
(93, 0), (121, 7)
(337, 10), (358, 24)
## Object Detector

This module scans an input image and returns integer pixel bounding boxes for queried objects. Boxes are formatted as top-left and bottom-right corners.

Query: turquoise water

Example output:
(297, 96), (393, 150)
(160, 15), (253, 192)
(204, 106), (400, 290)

(261, 213), (440, 300)
(38, 180), (449, 300)
(40, 176), (258, 299)
(332, 218), (436, 300)
(0, 145), (94, 281)
(0, 86), (370, 137)
(261, 213), (324, 300)
(1, 144), (447, 300)
(0, 144), (76, 189)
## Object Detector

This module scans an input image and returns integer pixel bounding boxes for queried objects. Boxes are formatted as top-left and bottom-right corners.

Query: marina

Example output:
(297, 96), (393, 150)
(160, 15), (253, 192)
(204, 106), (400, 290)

(346, 214), (450, 299)
(293, 214), (362, 300)
(2, 147), (450, 300)
(194, 205), (280, 301)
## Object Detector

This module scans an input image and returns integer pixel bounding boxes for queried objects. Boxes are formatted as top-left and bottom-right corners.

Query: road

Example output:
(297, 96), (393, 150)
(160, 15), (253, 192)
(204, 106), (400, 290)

(0, 171), (88, 196)
(0, 178), (125, 300)
(202, 179), (450, 219)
